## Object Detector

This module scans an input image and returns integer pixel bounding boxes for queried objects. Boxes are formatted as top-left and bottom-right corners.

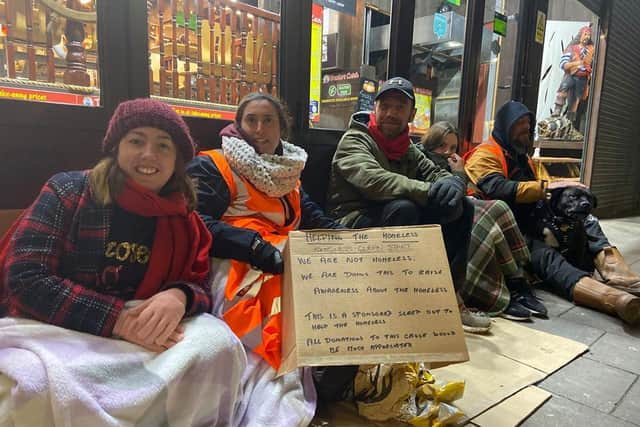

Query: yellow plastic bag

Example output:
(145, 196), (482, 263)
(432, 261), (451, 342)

(354, 363), (465, 426)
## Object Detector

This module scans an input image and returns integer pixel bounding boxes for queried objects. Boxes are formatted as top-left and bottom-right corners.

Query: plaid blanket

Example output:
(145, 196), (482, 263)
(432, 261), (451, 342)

(459, 199), (530, 315)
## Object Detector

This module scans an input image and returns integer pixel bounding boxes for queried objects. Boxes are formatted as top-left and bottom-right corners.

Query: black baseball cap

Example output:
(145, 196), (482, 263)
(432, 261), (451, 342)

(375, 77), (415, 103)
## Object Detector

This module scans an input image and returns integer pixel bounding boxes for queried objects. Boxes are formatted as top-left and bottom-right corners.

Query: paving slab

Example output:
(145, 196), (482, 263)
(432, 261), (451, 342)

(314, 217), (640, 426)
(586, 332), (640, 375)
(599, 218), (640, 260)
(523, 316), (605, 346)
(537, 357), (636, 413)
(603, 217), (640, 225)
(613, 378), (640, 425)
(524, 217), (640, 425)
(521, 394), (637, 427)
(533, 289), (575, 317)
(559, 305), (640, 338)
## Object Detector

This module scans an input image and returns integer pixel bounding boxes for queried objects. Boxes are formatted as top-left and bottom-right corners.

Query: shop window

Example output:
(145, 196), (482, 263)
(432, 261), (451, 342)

(147, 0), (280, 119)
(0, 0), (100, 107)
(409, 1), (468, 137)
(470, 0), (519, 145)
(533, 0), (597, 181)
(309, 0), (391, 131)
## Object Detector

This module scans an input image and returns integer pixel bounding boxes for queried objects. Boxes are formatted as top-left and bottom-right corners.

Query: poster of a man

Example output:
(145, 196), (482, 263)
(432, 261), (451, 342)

(553, 25), (594, 122)
(536, 22), (595, 140)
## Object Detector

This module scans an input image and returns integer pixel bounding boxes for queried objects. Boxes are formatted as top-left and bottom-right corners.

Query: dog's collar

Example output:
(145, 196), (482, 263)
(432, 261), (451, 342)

(543, 212), (580, 254)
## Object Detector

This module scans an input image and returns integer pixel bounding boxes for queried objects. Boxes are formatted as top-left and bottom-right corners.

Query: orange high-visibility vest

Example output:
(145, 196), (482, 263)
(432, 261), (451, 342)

(201, 149), (301, 370)
(463, 137), (538, 197)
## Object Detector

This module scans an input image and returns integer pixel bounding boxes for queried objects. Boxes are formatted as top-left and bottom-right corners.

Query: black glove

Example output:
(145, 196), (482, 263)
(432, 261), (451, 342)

(428, 176), (465, 209)
(249, 237), (284, 274)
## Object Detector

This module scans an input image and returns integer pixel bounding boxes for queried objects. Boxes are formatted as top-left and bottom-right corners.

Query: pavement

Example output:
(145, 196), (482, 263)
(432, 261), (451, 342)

(519, 216), (640, 426)
(312, 216), (640, 427)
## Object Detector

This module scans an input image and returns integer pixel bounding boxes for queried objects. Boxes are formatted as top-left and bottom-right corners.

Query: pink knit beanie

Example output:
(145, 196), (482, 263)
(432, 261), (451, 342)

(102, 98), (195, 161)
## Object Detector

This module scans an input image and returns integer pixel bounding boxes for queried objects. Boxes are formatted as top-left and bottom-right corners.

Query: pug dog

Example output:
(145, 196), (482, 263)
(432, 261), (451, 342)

(534, 186), (597, 273)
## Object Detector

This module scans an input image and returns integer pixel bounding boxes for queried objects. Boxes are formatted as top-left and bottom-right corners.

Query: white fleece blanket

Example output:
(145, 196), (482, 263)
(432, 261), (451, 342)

(0, 314), (247, 427)
(234, 352), (316, 427)
(210, 257), (317, 427)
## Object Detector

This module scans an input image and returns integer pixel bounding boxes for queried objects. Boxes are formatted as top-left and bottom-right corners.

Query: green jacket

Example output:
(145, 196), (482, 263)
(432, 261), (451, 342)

(326, 112), (451, 226)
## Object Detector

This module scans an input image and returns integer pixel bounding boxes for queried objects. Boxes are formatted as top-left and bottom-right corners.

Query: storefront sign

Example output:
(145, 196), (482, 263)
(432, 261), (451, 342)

(170, 104), (235, 120)
(356, 78), (378, 112)
(493, 12), (508, 37)
(535, 11), (546, 44)
(0, 86), (99, 107)
(321, 71), (360, 105)
(313, 0), (356, 17)
(310, 3), (323, 122)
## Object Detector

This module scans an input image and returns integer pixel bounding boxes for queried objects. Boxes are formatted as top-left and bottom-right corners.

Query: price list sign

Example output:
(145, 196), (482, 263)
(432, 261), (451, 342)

(278, 225), (469, 375)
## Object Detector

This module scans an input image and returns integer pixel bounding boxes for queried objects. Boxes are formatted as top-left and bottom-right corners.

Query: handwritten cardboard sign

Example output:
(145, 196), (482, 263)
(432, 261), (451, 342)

(277, 225), (469, 376)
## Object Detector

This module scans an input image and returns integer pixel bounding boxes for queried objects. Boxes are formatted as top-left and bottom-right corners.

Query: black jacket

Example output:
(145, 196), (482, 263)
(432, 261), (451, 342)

(474, 101), (538, 229)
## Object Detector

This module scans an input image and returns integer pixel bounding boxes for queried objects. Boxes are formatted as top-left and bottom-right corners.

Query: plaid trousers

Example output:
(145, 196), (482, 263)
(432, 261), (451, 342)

(459, 198), (530, 315)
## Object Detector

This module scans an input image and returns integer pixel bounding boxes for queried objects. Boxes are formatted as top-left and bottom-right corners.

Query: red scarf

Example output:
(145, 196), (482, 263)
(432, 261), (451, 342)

(367, 112), (411, 161)
(116, 179), (211, 299)
(0, 180), (211, 306)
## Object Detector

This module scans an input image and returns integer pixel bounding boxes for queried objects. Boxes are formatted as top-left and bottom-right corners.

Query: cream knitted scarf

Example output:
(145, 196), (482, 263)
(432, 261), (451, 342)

(221, 135), (308, 197)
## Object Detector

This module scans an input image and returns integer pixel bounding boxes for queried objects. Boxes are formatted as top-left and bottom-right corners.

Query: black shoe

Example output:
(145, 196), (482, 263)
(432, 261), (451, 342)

(507, 278), (549, 318)
(500, 299), (532, 321)
(512, 290), (548, 317)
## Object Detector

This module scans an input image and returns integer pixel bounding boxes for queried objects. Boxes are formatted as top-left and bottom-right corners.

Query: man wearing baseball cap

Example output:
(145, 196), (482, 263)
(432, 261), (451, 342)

(326, 77), (484, 330)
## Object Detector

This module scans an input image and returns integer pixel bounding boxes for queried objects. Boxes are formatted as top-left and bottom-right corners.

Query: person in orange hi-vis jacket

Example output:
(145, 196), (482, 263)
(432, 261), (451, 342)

(187, 92), (346, 425)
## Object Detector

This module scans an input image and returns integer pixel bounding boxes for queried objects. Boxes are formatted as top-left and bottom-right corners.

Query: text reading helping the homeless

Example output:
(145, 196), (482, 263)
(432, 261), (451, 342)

(290, 229), (460, 357)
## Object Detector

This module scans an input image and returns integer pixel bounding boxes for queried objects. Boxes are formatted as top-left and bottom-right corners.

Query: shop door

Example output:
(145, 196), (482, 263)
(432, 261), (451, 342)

(295, 0), (479, 207)
(468, 0), (523, 149)
(293, 0), (399, 207)
(531, 0), (600, 183)
(409, 1), (471, 140)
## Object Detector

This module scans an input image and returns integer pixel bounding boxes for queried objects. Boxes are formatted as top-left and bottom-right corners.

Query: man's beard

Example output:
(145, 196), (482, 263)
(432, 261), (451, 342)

(511, 137), (530, 155)
(379, 121), (404, 139)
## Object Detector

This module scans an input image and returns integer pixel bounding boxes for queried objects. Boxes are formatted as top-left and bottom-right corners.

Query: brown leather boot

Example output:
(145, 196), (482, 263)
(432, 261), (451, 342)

(572, 276), (640, 324)
(594, 247), (640, 296)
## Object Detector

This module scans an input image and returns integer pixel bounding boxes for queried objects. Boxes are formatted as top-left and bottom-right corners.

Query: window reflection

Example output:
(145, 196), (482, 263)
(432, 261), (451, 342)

(147, 0), (280, 116)
(0, 0), (99, 107)
(409, 1), (467, 136)
(470, 0), (519, 145)
(309, 0), (391, 131)
(533, 0), (598, 181)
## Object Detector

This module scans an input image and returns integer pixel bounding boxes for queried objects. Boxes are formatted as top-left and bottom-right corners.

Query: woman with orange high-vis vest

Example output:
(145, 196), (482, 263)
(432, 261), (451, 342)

(187, 93), (344, 425)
